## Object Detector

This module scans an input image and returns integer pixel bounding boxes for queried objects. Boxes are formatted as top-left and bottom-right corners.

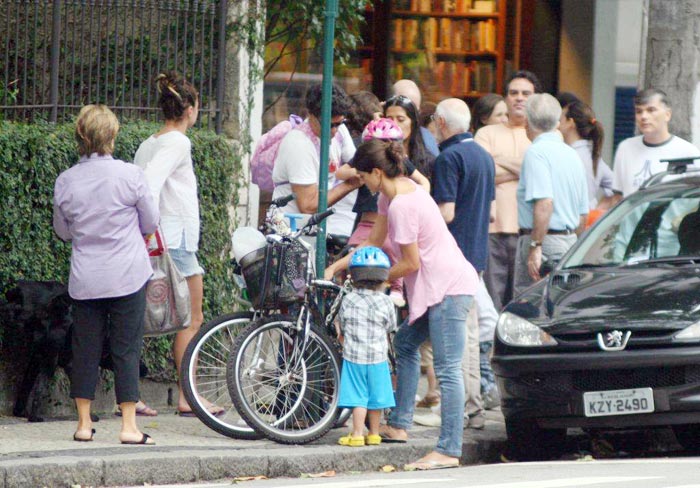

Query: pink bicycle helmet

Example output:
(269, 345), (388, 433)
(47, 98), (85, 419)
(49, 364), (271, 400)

(361, 117), (404, 142)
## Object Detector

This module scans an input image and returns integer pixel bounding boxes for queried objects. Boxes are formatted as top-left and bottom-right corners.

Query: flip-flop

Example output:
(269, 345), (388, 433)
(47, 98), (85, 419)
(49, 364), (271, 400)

(178, 408), (225, 418)
(73, 428), (96, 442)
(115, 403), (158, 417)
(378, 432), (407, 443)
(121, 433), (155, 445)
(404, 459), (459, 471)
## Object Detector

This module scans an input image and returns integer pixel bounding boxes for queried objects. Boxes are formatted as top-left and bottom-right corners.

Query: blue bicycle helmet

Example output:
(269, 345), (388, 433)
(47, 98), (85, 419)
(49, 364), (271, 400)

(349, 246), (391, 282)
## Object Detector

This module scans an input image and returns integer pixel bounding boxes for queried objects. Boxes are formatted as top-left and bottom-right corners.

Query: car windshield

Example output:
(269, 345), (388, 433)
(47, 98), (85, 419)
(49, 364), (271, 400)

(563, 185), (700, 269)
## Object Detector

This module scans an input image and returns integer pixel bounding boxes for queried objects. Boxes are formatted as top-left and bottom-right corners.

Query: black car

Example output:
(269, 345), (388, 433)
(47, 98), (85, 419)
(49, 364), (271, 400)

(491, 175), (700, 460)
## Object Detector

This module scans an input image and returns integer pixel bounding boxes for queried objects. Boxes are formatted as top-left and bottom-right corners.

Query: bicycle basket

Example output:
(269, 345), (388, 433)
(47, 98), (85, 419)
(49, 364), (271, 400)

(239, 238), (308, 309)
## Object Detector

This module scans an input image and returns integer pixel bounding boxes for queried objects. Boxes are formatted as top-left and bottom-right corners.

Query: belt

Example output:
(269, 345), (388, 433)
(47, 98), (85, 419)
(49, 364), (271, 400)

(519, 228), (574, 236)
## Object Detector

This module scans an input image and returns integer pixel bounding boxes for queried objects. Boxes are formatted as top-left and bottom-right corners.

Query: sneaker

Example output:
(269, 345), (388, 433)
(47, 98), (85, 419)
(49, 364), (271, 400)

(413, 412), (442, 427)
(466, 412), (486, 430)
(482, 388), (501, 410)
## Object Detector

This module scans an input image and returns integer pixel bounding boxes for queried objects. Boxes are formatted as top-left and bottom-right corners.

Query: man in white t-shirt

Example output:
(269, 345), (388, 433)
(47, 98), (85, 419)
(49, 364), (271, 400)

(612, 88), (700, 200)
(272, 83), (360, 235)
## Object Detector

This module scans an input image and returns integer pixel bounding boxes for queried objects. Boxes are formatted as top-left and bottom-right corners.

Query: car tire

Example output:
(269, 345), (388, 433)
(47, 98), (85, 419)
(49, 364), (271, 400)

(672, 424), (700, 452)
(504, 418), (567, 461)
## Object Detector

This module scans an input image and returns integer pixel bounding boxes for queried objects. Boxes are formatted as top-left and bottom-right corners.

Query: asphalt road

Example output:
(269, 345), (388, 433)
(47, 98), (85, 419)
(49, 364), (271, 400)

(127, 457), (700, 488)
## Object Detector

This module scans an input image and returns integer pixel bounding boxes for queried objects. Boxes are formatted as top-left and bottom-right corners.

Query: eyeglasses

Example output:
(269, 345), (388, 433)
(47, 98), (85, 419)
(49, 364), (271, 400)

(330, 118), (347, 128)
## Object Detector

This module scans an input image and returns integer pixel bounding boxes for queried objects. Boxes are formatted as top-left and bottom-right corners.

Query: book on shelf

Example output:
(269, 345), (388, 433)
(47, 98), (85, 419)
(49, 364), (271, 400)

(422, 18), (438, 51)
(418, 18), (495, 52)
(393, 19), (403, 49)
(434, 60), (494, 95)
(470, 0), (496, 13)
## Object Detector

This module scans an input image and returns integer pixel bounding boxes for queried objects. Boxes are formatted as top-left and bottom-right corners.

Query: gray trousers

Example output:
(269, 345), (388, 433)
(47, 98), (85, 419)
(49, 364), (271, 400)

(484, 233), (518, 310)
(462, 303), (481, 417)
(513, 234), (577, 297)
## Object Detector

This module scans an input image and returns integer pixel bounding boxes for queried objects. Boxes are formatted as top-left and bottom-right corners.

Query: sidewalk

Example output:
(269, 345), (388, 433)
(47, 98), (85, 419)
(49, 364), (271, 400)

(0, 408), (505, 488)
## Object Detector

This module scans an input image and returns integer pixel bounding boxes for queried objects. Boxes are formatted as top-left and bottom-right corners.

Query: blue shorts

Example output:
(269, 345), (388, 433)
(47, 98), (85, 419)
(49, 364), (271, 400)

(338, 360), (395, 410)
(169, 246), (205, 277)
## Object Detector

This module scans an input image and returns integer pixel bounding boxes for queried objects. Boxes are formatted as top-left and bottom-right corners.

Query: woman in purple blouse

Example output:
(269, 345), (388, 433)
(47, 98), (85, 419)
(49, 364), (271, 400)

(53, 104), (159, 444)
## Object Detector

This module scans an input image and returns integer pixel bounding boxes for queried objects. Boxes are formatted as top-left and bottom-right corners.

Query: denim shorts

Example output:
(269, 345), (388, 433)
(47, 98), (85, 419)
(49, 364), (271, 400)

(169, 246), (205, 277)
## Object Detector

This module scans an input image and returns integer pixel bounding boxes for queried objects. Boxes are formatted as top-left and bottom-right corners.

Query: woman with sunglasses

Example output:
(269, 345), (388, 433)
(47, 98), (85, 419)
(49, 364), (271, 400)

(272, 83), (361, 236)
(384, 95), (436, 179)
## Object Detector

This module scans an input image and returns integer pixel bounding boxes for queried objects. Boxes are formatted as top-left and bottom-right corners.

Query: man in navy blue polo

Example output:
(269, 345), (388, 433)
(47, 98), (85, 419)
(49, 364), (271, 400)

(432, 97), (496, 428)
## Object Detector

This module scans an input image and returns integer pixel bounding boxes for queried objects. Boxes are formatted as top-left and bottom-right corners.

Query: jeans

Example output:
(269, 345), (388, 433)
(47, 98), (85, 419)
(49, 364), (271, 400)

(479, 341), (496, 394)
(390, 294), (473, 458)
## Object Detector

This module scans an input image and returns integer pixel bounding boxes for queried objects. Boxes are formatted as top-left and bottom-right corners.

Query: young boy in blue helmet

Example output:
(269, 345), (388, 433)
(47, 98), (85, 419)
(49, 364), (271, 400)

(337, 246), (397, 447)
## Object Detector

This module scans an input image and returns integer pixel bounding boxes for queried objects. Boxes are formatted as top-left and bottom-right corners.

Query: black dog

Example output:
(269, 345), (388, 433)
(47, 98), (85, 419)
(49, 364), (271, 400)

(4, 280), (149, 422)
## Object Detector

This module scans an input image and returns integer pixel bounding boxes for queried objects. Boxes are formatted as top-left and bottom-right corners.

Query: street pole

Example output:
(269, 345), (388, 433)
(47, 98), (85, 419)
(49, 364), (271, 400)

(315, 0), (339, 277)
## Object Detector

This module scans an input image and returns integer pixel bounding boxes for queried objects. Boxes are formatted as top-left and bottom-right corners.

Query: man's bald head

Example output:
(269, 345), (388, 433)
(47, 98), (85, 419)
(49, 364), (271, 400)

(435, 98), (471, 135)
(392, 79), (422, 107)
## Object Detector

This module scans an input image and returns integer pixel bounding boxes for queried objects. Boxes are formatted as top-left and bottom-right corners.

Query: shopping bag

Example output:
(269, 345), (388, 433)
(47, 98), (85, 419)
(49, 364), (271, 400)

(143, 231), (191, 336)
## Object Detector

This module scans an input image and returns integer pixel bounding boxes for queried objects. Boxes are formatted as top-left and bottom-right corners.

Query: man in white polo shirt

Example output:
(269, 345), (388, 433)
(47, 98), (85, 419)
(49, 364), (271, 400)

(612, 88), (700, 200)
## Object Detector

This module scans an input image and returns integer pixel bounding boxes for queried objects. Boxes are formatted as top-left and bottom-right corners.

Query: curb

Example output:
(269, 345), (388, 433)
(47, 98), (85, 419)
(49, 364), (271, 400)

(0, 434), (505, 488)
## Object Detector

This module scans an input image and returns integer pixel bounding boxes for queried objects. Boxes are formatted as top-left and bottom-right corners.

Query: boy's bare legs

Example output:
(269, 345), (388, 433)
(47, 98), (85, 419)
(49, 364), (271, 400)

(367, 409), (381, 436)
(352, 407), (368, 437)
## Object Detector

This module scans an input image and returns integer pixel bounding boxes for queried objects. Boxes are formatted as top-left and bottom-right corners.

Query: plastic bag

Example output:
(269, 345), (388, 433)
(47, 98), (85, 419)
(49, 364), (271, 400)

(143, 233), (191, 336)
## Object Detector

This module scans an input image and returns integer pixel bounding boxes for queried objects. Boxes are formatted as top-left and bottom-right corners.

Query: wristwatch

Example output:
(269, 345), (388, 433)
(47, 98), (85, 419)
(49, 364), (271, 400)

(529, 240), (542, 249)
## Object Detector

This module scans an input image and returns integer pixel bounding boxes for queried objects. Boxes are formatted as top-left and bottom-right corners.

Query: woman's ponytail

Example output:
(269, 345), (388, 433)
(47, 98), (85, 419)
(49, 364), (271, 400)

(567, 101), (604, 177)
(384, 140), (406, 177)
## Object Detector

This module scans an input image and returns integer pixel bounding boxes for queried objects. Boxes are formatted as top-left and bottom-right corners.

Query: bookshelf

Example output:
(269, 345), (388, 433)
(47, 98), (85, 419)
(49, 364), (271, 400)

(357, 0), (509, 103)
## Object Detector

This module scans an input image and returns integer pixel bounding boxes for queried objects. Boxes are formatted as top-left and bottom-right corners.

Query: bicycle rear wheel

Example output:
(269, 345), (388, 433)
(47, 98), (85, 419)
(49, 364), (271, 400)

(228, 315), (342, 444)
(181, 312), (261, 440)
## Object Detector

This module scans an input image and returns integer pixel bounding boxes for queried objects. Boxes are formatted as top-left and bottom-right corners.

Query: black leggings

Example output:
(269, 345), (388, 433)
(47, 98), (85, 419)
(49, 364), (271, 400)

(70, 285), (146, 404)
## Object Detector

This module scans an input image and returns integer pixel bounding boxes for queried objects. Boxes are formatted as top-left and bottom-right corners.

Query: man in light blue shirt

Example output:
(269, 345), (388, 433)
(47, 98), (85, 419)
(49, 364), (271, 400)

(514, 94), (588, 296)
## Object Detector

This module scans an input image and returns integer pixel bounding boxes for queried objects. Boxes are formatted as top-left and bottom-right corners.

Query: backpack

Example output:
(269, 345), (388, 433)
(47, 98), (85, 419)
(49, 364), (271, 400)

(250, 114), (303, 192)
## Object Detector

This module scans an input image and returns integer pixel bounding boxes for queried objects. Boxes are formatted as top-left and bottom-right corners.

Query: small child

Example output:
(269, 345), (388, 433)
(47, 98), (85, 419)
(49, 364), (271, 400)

(336, 246), (397, 447)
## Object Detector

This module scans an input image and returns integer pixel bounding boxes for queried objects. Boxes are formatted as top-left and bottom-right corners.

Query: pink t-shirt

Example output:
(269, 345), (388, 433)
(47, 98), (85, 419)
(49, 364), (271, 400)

(378, 179), (478, 324)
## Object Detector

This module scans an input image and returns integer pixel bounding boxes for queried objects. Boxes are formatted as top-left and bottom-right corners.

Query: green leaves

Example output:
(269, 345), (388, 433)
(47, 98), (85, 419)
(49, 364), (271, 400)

(0, 121), (244, 382)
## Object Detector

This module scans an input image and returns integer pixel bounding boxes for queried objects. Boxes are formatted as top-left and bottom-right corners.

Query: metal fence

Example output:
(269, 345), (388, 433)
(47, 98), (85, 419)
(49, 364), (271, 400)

(0, 0), (228, 132)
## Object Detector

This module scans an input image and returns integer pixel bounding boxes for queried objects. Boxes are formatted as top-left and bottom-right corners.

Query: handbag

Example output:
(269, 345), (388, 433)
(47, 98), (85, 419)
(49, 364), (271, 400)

(143, 230), (192, 337)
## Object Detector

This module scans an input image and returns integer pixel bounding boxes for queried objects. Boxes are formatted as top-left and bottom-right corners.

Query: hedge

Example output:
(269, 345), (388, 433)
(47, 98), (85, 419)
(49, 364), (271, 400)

(0, 120), (245, 382)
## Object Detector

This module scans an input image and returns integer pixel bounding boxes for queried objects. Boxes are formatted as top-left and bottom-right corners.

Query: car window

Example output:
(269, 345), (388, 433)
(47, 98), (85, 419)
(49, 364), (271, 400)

(564, 191), (700, 268)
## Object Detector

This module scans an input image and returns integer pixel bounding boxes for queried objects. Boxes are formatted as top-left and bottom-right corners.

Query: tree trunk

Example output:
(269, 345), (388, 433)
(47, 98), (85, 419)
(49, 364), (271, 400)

(645, 0), (700, 143)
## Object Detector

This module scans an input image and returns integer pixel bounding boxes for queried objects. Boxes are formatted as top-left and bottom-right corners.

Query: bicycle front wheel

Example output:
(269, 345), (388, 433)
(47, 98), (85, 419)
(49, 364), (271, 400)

(180, 312), (260, 440)
(228, 315), (342, 444)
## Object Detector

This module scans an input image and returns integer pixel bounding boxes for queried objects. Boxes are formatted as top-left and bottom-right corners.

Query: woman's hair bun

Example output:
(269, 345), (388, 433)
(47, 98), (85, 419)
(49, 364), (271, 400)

(155, 71), (198, 121)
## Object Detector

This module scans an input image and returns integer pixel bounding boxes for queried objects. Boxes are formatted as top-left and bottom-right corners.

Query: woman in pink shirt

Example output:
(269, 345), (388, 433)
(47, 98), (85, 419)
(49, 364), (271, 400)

(326, 138), (478, 470)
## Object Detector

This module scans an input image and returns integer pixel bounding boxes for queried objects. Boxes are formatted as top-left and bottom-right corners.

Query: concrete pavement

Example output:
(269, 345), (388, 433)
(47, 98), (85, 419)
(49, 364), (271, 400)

(0, 408), (505, 488)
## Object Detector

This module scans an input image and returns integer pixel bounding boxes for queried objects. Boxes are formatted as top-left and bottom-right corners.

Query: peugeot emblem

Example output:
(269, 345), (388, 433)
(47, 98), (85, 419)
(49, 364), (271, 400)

(597, 330), (632, 351)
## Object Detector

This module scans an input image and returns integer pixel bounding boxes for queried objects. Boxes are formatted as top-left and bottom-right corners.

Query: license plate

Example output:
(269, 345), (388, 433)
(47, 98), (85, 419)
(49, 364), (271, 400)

(583, 388), (654, 417)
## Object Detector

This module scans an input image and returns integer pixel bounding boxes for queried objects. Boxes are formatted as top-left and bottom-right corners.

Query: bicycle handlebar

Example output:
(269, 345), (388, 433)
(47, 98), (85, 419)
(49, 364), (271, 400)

(270, 193), (295, 208)
(306, 208), (336, 228)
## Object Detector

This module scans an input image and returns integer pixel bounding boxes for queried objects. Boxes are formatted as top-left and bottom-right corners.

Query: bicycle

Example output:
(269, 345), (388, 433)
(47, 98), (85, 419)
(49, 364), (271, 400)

(180, 194), (347, 440)
(225, 203), (359, 444)
(178, 193), (294, 440)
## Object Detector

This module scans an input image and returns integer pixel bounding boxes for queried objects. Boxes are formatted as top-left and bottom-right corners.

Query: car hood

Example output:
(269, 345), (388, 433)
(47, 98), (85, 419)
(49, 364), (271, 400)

(505, 265), (700, 334)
